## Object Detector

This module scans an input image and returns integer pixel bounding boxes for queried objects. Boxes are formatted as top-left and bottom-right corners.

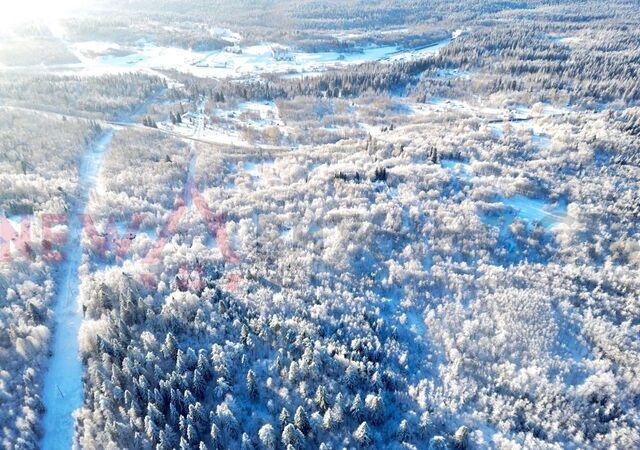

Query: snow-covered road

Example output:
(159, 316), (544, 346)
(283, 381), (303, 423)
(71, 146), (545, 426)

(40, 130), (114, 450)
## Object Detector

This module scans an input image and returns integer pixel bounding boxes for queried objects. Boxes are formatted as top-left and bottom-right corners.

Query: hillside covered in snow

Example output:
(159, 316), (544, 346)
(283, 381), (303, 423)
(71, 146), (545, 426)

(0, 1), (639, 449)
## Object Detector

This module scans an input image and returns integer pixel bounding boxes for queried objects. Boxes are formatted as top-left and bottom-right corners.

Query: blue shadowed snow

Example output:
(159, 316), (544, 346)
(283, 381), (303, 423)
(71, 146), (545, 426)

(441, 159), (473, 181)
(480, 195), (566, 231)
(7, 214), (23, 229)
(244, 160), (274, 177)
(479, 195), (567, 266)
(440, 158), (566, 230)
(502, 195), (566, 229)
(532, 132), (551, 148)
(478, 195), (567, 266)
(441, 159), (457, 170)
(244, 161), (259, 172)
(99, 52), (146, 66)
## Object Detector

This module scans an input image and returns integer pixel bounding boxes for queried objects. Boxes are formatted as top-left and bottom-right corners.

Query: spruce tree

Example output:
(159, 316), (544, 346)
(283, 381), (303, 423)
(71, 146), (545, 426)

(241, 432), (254, 450)
(294, 406), (310, 435)
(279, 407), (290, 430)
(350, 393), (364, 420)
(210, 423), (222, 450)
(246, 369), (258, 400)
(315, 385), (329, 411)
(453, 426), (469, 449)
(354, 422), (372, 446)
(282, 424), (302, 449)
(398, 419), (409, 442)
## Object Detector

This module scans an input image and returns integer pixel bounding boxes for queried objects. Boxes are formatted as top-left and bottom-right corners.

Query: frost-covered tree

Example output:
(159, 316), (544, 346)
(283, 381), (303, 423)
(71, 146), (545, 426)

(429, 436), (448, 450)
(350, 393), (364, 421)
(281, 423), (303, 449)
(453, 426), (469, 449)
(247, 369), (258, 400)
(258, 423), (276, 450)
(278, 407), (290, 430)
(315, 385), (329, 411)
(354, 421), (372, 446)
(294, 406), (311, 435)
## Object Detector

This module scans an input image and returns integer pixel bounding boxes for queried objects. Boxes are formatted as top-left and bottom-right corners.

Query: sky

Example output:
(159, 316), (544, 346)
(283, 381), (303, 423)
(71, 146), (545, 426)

(0, 0), (87, 27)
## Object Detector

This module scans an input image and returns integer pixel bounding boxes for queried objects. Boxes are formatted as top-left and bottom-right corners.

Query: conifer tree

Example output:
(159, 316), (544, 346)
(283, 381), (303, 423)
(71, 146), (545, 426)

(350, 393), (364, 420)
(354, 422), (372, 446)
(210, 423), (222, 450)
(279, 407), (290, 430)
(398, 419), (409, 442)
(247, 369), (258, 400)
(294, 406), (310, 435)
(282, 424), (302, 449)
(315, 385), (329, 411)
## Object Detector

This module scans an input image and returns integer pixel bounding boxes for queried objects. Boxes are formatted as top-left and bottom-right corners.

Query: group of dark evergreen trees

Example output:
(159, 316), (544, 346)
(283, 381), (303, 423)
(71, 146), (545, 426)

(169, 112), (183, 125)
(143, 116), (158, 128)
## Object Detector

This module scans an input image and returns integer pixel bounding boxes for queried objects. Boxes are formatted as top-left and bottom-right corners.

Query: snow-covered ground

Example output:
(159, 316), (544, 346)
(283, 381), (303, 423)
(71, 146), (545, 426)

(159, 100), (288, 148)
(20, 32), (459, 78)
(40, 130), (114, 450)
(384, 37), (453, 62)
(229, 101), (282, 125)
(5, 215), (25, 232)
(159, 120), (275, 148)
(244, 160), (275, 178)
(500, 195), (567, 229)
(410, 98), (570, 120)
(209, 27), (242, 44)
(410, 98), (505, 118)
(550, 35), (583, 45)
(441, 157), (567, 230)
(211, 100), (283, 128)
(441, 158), (473, 181)
(431, 67), (471, 80)
(531, 130), (551, 148)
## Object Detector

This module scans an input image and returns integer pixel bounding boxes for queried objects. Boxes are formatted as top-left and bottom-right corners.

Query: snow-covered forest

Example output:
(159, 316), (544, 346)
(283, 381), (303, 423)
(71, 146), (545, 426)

(0, 1), (639, 449)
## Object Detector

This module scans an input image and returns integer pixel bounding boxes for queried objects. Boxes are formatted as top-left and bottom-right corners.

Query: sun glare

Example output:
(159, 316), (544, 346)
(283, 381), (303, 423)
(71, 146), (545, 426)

(0, 0), (85, 27)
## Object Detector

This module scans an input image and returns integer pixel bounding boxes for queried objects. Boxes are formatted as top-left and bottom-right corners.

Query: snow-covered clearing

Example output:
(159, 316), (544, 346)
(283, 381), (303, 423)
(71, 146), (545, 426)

(40, 130), (114, 450)
(212, 101), (283, 128)
(441, 159), (473, 181)
(432, 67), (471, 80)
(550, 35), (583, 46)
(158, 120), (282, 149)
(440, 157), (566, 229)
(409, 98), (570, 121)
(244, 160), (275, 178)
(159, 100), (288, 149)
(500, 195), (567, 230)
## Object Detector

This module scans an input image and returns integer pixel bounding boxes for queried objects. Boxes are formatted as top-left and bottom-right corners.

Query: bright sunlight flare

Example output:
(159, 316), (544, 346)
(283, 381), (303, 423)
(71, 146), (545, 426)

(0, 0), (85, 26)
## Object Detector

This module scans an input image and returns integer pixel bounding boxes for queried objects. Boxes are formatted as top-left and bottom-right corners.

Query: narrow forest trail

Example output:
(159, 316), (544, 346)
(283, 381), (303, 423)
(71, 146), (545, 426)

(40, 130), (115, 450)
(184, 96), (206, 208)
(39, 88), (167, 449)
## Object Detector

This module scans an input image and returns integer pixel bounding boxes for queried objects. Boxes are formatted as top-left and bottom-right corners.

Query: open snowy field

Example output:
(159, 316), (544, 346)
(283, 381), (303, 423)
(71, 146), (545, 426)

(2, 30), (458, 79)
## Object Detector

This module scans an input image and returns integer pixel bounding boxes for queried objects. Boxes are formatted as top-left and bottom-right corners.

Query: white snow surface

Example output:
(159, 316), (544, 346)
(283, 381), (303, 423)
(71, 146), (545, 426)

(21, 32), (458, 78)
